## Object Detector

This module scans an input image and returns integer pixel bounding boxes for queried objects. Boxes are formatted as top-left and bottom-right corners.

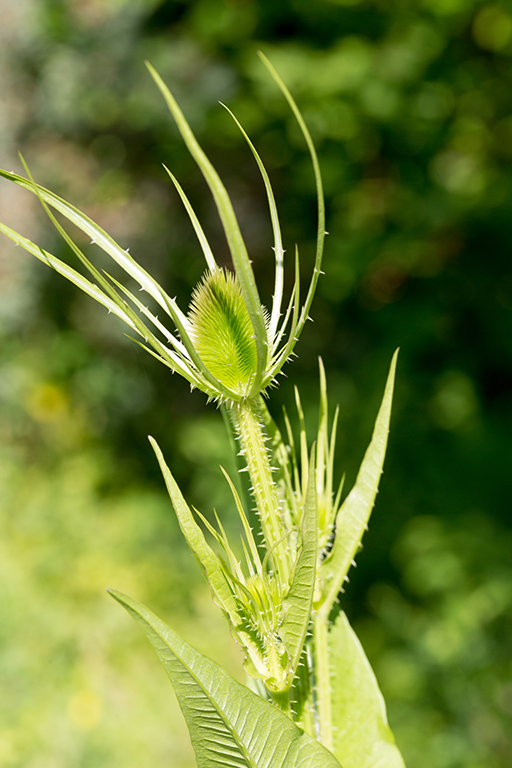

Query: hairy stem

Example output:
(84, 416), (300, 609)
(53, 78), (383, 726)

(228, 399), (290, 589)
(270, 688), (292, 717)
(293, 646), (315, 736)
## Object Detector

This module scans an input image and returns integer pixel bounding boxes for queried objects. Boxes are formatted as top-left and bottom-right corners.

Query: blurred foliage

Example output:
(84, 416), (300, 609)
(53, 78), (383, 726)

(363, 513), (512, 767)
(1, 0), (511, 766)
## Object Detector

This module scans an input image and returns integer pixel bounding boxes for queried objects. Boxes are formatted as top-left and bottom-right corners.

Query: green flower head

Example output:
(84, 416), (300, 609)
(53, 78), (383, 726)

(189, 268), (260, 399)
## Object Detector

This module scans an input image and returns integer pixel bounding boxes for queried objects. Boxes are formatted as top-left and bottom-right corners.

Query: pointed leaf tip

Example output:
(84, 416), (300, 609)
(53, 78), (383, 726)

(148, 436), (240, 623)
(319, 350), (398, 614)
(108, 589), (343, 768)
(330, 611), (406, 768)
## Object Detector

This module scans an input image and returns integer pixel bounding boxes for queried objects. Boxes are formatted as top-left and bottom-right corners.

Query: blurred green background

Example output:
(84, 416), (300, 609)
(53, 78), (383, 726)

(1, 0), (512, 766)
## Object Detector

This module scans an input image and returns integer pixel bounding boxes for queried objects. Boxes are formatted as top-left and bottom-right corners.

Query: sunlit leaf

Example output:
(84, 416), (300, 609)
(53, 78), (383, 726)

(148, 436), (239, 624)
(330, 611), (405, 768)
(109, 590), (342, 768)
(320, 350), (399, 612)
(279, 446), (317, 681)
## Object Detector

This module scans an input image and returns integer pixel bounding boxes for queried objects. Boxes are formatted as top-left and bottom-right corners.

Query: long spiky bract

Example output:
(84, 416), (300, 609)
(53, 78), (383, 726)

(220, 467), (262, 575)
(0, 168), (235, 401)
(219, 57), (326, 386)
(219, 102), (285, 350)
(257, 53), (326, 344)
(16, 157), (211, 389)
(162, 165), (218, 273)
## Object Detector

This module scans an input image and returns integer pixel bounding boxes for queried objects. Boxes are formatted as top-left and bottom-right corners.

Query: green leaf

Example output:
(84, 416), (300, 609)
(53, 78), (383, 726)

(319, 350), (398, 613)
(150, 435), (279, 682)
(148, 436), (239, 624)
(0, 222), (137, 330)
(279, 446), (317, 681)
(3, 204), (196, 386)
(109, 589), (343, 768)
(330, 612), (406, 768)
(0, 169), (175, 316)
(0, 168), (236, 400)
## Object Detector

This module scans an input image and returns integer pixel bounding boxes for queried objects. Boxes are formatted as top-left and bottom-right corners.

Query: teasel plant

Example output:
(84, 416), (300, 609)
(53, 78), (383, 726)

(0, 54), (405, 768)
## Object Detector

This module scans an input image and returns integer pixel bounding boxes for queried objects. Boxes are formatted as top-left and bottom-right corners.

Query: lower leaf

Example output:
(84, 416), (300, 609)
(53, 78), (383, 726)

(109, 589), (342, 768)
(330, 611), (406, 768)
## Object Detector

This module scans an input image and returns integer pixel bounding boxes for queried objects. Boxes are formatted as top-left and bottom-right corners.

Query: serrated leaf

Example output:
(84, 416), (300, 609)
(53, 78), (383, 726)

(279, 446), (317, 680)
(330, 612), (406, 768)
(320, 350), (398, 612)
(109, 589), (342, 768)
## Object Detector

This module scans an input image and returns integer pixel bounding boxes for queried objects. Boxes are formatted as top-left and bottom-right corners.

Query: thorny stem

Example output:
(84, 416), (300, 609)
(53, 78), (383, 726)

(270, 689), (292, 717)
(313, 607), (333, 752)
(294, 647), (315, 738)
(228, 398), (335, 747)
(228, 399), (290, 590)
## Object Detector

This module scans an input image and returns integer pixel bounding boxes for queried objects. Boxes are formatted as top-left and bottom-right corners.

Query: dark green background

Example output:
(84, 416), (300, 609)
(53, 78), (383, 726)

(1, 1), (511, 766)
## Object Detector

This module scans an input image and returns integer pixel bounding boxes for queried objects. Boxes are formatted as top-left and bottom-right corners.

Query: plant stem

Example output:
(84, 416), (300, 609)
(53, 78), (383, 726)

(229, 399), (290, 589)
(294, 647), (315, 736)
(270, 689), (292, 717)
(313, 607), (333, 752)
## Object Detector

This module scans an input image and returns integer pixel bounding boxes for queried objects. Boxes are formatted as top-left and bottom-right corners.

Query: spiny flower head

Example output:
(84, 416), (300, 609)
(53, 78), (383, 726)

(188, 269), (260, 399)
